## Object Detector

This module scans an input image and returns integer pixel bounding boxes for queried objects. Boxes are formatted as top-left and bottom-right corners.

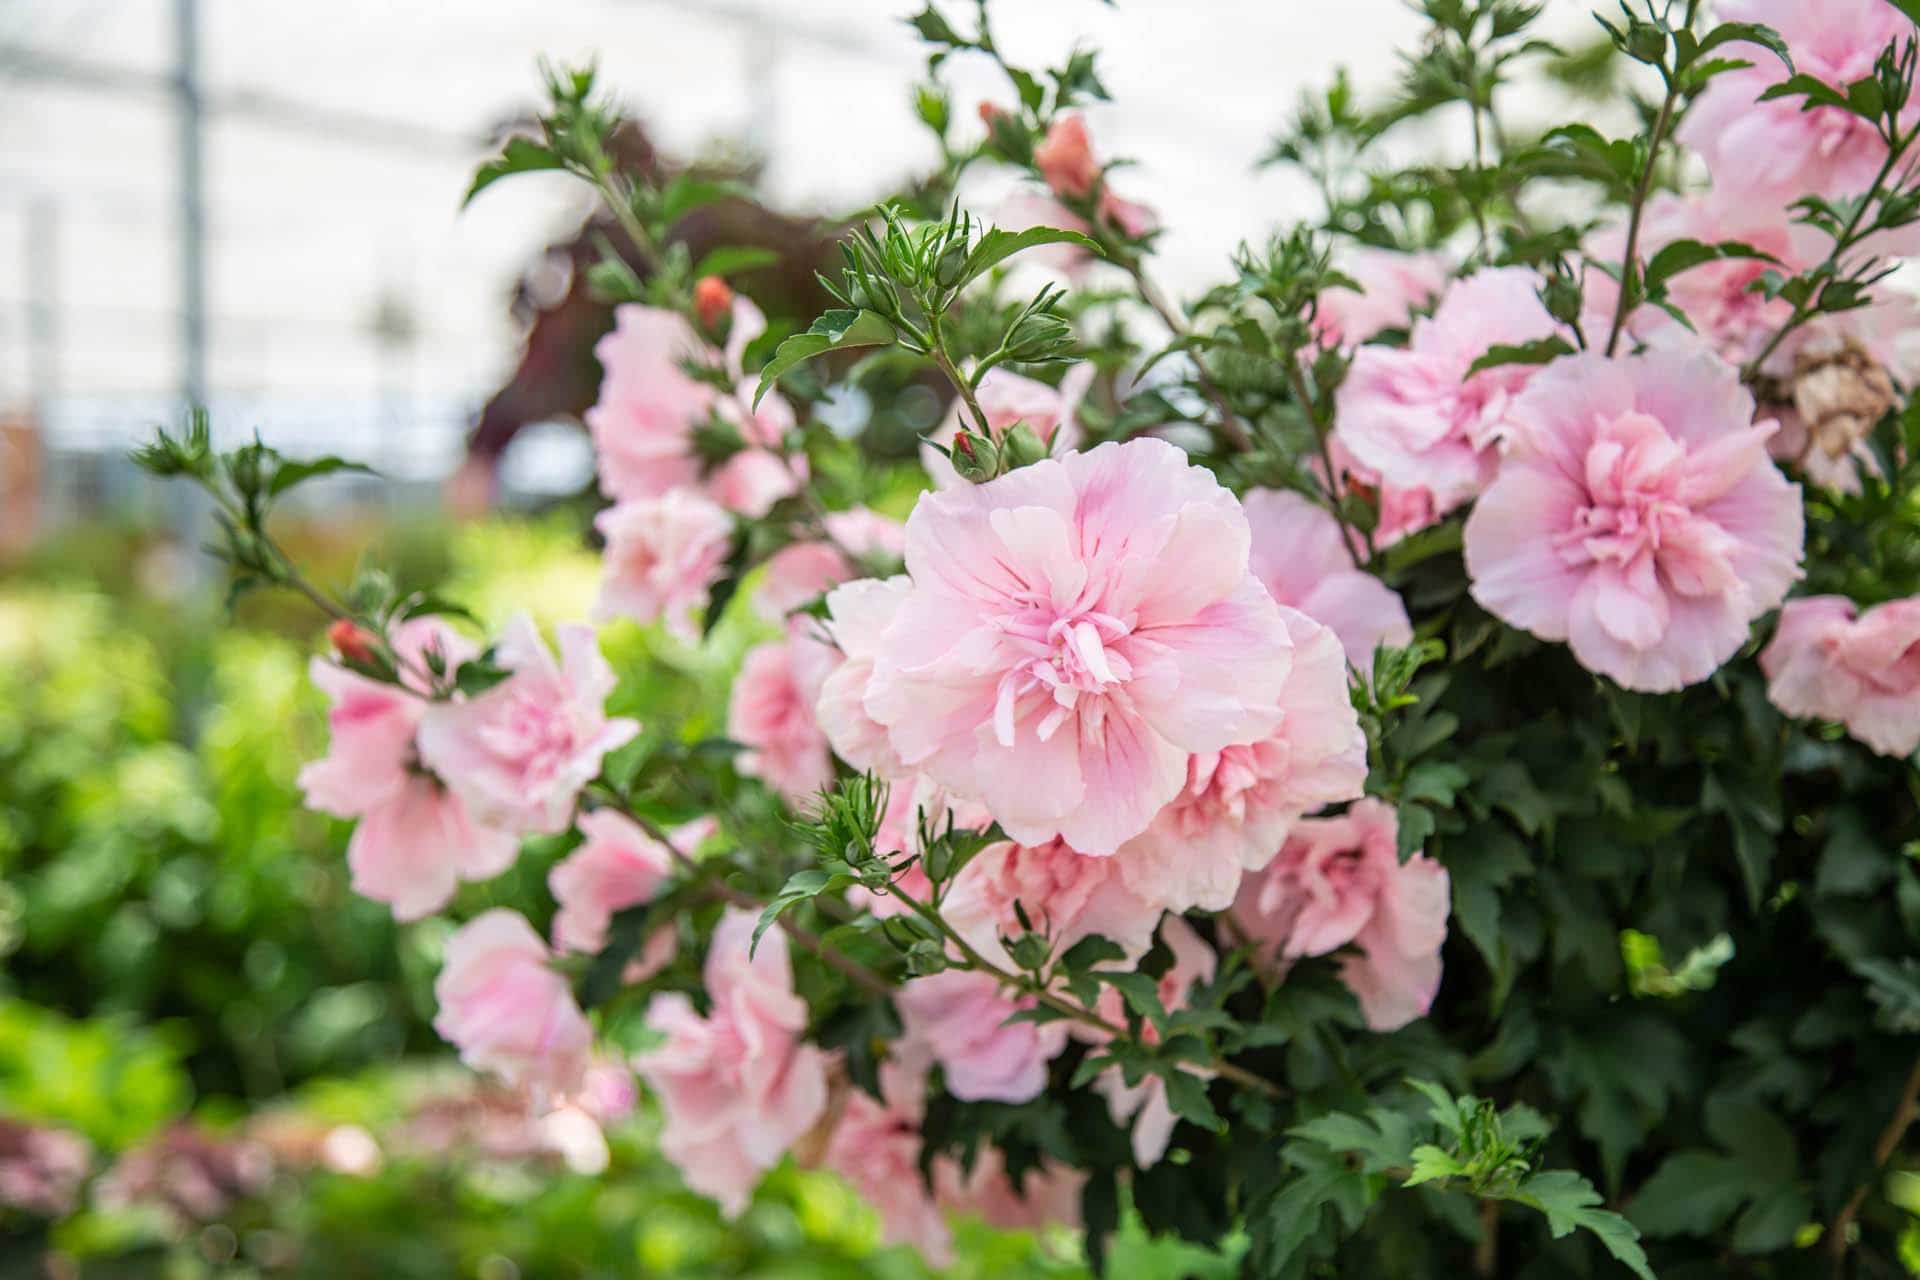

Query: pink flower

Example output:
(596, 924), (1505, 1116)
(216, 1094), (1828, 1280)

(418, 615), (640, 835)
(755, 509), (906, 619)
(1761, 594), (1920, 757)
(1034, 114), (1101, 199)
(943, 836), (1164, 966)
(922, 364), (1094, 489)
(815, 577), (914, 778)
(300, 619), (518, 921)
(933, 1144), (1085, 1233)
(1334, 267), (1563, 511)
(1314, 248), (1451, 349)
(633, 908), (830, 1217)
(1679, 0), (1920, 229)
(729, 638), (833, 805)
(1465, 350), (1804, 692)
(586, 300), (800, 518)
(433, 909), (592, 1093)
(547, 809), (679, 955)
(1114, 604), (1368, 915)
(1243, 488), (1413, 665)
(1230, 798), (1450, 1031)
(1090, 917), (1217, 1166)
(1581, 193), (1806, 371)
(866, 438), (1296, 855)
(822, 1052), (953, 1266)
(592, 490), (734, 641)
(895, 969), (1069, 1103)
(1321, 436), (1446, 549)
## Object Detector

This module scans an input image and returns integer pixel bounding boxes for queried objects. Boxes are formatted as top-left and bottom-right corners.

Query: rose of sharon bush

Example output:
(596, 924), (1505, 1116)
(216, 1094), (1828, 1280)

(1334, 267), (1563, 511)
(1761, 594), (1920, 757)
(821, 1051), (955, 1265)
(866, 438), (1296, 855)
(546, 809), (677, 954)
(419, 615), (639, 834)
(634, 909), (829, 1217)
(943, 835), (1164, 965)
(1231, 798), (1450, 1031)
(922, 364), (1093, 489)
(1312, 247), (1450, 350)
(1465, 350), (1804, 692)
(433, 909), (592, 1094)
(895, 968), (1070, 1104)
(591, 489), (734, 640)
(1089, 916), (1217, 1166)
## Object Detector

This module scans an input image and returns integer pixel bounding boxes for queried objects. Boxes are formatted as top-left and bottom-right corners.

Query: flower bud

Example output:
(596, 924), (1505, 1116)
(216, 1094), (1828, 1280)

(950, 430), (1000, 484)
(693, 275), (734, 333)
(328, 618), (378, 665)
(1000, 420), (1051, 471)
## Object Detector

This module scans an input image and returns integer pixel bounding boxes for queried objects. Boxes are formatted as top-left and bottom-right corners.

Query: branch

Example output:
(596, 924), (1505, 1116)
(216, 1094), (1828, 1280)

(1827, 1051), (1920, 1273)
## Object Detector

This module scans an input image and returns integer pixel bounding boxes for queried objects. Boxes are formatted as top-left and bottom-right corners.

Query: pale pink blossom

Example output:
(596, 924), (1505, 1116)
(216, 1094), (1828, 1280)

(1321, 436), (1446, 549)
(755, 509), (906, 619)
(547, 809), (678, 954)
(1034, 114), (1101, 199)
(433, 909), (592, 1093)
(1243, 488), (1413, 665)
(299, 660), (421, 819)
(943, 837), (1164, 967)
(933, 1144), (1085, 1233)
(895, 969), (1070, 1104)
(1679, 0), (1920, 236)
(822, 1051), (953, 1266)
(922, 364), (1094, 489)
(1230, 798), (1450, 1031)
(1761, 594), (1920, 758)
(1314, 248), (1451, 349)
(867, 438), (1296, 855)
(586, 299), (800, 518)
(1465, 350), (1804, 692)
(815, 577), (914, 778)
(729, 638), (833, 805)
(634, 909), (830, 1217)
(1114, 604), (1367, 915)
(1090, 917), (1218, 1166)
(592, 490), (734, 640)
(346, 775), (520, 921)
(1334, 267), (1562, 511)
(418, 616), (639, 835)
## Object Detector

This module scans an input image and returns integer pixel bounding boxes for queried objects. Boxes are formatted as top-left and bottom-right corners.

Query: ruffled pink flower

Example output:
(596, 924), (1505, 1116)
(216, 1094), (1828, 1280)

(1244, 488), (1413, 664)
(922, 364), (1094, 489)
(1230, 798), (1450, 1031)
(1114, 604), (1367, 915)
(1679, 0), (1920, 237)
(592, 490), (734, 640)
(933, 1143), (1085, 1233)
(1034, 114), (1101, 199)
(418, 615), (640, 835)
(547, 809), (679, 955)
(867, 438), (1296, 855)
(896, 968), (1070, 1104)
(943, 836), (1164, 966)
(755, 509), (906, 619)
(815, 577), (914, 778)
(1090, 917), (1217, 1166)
(301, 620), (517, 921)
(1761, 594), (1920, 757)
(729, 638), (833, 805)
(433, 909), (592, 1093)
(1314, 248), (1451, 349)
(1465, 350), (1804, 692)
(822, 1052), (953, 1266)
(587, 299), (800, 518)
(633, 909), (830, 1217)
(1334, 267), (1563, 511)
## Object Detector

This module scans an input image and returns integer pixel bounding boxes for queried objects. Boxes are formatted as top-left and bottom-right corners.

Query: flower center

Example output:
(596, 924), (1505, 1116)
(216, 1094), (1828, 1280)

(991, 609), (1135, 746)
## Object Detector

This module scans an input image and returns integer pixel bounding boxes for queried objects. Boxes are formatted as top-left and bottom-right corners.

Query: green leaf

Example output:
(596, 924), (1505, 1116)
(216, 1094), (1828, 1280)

(952, 225), (1105, 294)
(753, 309), (896, 408)
(1643, 239), (1778, 293)
(690, 245), (781, 280)
(753, 867), (853, 951)
(1465, 336), (1575, 377)
(1514, 1169), (1655, 1280)
(1160, 1068), (1223, 1132)
(658, 174), (748, 224)
(1853, 957), (1920, 1033)
(1403, 1144), (1464, 1187)
(1682, 21), (1793, 76)
(267, 454), (377, 498)
(1628, 1151), (1748, 1237)
(464, 136), (565, 207)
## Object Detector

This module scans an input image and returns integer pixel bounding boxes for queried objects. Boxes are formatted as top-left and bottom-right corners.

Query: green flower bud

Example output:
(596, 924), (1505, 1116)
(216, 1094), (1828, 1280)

(1001, 421), (1050, 470)
(951, 430), (1001, 483)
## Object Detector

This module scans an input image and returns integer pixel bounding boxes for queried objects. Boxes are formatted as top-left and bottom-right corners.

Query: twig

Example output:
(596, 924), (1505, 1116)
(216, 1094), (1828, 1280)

(1123, 261), (1256, 453)
(1827, 1052), (1920, 1274)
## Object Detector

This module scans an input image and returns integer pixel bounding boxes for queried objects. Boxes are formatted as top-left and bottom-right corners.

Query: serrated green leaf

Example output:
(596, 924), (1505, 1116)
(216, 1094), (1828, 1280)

(952, 226), (1105, 295)
(1465, 336), (1574, 377)
(753, 309), (895, 408)
(464, 136), (566, 207)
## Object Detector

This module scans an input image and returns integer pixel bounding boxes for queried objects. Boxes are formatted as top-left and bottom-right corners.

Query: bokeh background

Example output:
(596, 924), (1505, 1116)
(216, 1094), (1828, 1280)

(0, 2), (1608, 1275)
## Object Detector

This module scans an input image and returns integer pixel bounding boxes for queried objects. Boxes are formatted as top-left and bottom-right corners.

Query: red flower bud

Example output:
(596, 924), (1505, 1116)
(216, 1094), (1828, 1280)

(328, 618), (377, 665)
(693, 276), (735, 333)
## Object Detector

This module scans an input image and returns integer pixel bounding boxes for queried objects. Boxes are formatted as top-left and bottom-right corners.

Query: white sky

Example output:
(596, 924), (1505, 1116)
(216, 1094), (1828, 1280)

(0, 0), (1593, 462)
